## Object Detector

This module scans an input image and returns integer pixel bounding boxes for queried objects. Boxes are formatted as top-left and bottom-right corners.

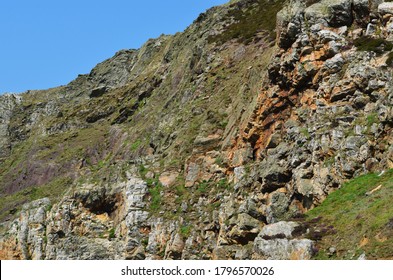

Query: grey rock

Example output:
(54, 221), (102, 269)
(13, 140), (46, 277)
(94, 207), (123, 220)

(378, 2), (393, 16)
(165, 233), (185, 260)
(366, 23), (377, 36)
(259, 221), (299, 239)
(17, 198), (51, 260)
(358, 252), (367, 260)
(266, 192), (290, 224)
(254, 236), (315, 260)
(328, 246), (337, 256)
(322, 54), (344, 74)
(185, 162), (200, 187)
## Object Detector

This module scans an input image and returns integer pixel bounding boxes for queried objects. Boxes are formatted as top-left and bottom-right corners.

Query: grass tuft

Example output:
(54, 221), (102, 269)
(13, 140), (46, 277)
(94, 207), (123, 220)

(306, 169), (393, 259)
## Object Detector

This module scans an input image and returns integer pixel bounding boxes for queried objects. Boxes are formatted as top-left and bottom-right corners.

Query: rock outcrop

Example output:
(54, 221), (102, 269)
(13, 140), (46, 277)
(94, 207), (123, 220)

(1, 0), (392, 260)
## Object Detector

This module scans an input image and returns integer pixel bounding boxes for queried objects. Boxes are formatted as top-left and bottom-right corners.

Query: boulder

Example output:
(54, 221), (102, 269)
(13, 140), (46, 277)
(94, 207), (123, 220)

(254, 238), (315, 260)
(253, 221), (315, 260)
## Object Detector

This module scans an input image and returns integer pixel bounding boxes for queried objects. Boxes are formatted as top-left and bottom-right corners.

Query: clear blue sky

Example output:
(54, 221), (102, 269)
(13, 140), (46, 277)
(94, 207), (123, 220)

(0, 0), (228, 94)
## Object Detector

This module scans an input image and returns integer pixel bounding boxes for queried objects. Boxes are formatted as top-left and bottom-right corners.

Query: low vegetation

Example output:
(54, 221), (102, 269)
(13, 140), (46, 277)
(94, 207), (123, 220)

(208, 0), (285, 44)
(0, 176), (71, 222)
(306, 169), (393, 259)
(354, 37), (393, 54)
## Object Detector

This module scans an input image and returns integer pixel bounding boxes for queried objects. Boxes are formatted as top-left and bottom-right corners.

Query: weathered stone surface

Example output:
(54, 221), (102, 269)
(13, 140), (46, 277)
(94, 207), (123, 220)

(259, 221), (299, 239)
(159, 171), (179, 187)
(253, 221), (315, 260)
(378, 2), (393, 16)
(254, 237), (315, 260)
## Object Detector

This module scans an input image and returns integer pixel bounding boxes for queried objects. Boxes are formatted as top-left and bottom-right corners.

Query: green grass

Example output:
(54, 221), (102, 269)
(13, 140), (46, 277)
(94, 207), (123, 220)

(148, 181), (163, 213)
(366, 113), (379, 127)
(217, 178), (232, 190)
(180, 225), (192, 238)
(138, 164), (149, 179)
(306, 169), (393, 259)
(130, 139), (142, 151)
(323, 155), (335, 167)
(366, 113), (379, 134)
(214, 156), (224, 167)
(208, 0), (285, 44)
(354, 37), (393, 54)
(108, 228), (116, 239)
(299, 127), (311, 139)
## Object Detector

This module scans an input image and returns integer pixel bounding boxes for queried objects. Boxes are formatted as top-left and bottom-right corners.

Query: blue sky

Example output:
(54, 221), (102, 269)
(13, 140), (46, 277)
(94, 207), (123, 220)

(0, 0), (228, 94)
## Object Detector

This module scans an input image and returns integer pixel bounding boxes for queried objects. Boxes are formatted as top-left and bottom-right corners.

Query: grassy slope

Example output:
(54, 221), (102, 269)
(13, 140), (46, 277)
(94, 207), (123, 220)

(306, 169), (393, 259)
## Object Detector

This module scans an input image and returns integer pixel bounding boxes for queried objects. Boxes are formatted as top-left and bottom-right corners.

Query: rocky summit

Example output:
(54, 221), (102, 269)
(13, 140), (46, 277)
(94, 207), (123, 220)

(0, 0), (393, 260)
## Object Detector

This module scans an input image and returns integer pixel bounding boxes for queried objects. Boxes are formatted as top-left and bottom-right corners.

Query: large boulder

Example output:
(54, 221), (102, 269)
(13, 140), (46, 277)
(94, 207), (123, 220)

(253, 221), (315, 260)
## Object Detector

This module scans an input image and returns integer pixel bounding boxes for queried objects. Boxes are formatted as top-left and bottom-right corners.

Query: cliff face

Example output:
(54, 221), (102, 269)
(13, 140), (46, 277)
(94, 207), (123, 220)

(0, 0), (392, 260)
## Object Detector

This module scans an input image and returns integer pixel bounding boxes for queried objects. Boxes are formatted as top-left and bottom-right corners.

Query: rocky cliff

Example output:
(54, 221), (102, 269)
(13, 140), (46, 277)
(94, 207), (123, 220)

(0, 0), (392, 260)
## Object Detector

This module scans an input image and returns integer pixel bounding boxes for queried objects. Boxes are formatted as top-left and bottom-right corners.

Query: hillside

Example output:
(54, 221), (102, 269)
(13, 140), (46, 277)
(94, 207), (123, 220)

(0, 0), (392, 260)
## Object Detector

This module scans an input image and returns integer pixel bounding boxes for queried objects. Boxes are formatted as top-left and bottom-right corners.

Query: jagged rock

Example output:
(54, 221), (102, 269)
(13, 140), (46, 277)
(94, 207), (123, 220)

(258, 158), (292, 194)
(159, 171), (179, 187)
(8, 198), (51, 260)
(185, 162), (200, 187)
(322, 53), (345, 75)
(89, 86), (110, 98)
(358, 252), (367, 260)
(366, 23), (378, 36)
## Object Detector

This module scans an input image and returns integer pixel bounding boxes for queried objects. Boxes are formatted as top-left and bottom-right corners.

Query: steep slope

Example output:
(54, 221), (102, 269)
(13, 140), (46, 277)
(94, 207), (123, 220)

(0, 0), (392, 260)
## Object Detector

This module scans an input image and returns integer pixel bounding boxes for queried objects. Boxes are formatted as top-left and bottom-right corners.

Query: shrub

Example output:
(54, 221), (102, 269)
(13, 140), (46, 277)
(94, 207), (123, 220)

(354, 37), (393, 54)
(108, 228), (115, 239)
